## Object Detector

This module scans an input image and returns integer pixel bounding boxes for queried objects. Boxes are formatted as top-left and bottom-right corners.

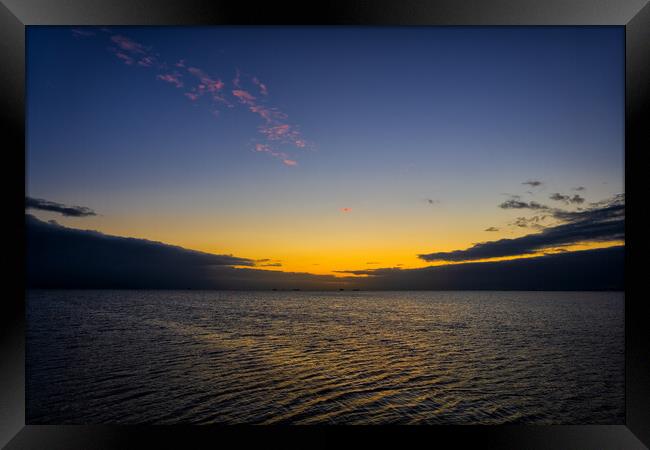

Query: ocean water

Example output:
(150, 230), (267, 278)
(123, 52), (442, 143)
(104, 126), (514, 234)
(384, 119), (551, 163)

(26, 290), (624, 424)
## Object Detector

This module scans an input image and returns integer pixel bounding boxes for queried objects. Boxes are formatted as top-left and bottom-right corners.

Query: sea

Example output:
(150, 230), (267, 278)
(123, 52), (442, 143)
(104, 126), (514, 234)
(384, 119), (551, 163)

(26, 290), (624, 424)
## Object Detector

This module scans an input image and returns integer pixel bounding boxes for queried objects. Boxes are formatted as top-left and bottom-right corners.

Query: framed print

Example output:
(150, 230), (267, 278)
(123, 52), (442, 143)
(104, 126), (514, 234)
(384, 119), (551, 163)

(1, 0), (648, 448)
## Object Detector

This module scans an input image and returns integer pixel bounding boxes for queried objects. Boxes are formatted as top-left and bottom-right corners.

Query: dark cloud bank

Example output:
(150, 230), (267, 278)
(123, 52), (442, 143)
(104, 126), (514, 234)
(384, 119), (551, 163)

(341, 247), (622, 290)
(26, 215), (340, 290)
(425, 196), (624, 263)
(27, 214), (623, 291)
(26, 197), (97, 217)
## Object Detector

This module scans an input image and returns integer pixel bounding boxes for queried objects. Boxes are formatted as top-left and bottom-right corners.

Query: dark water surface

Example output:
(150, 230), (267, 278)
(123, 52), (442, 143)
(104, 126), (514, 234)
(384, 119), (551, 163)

(26, 290), (624, 424)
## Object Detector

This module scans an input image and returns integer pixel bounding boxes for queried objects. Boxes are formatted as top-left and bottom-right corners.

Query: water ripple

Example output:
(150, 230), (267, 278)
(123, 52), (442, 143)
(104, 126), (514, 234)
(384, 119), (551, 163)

(26, 290), (624, 424)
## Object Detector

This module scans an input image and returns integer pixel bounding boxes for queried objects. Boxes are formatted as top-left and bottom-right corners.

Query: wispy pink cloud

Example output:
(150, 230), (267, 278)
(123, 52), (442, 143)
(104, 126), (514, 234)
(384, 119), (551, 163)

(253, 143), (297, 167)
(233, 69), (242, 88)
(114, 51), (134, 65)
(258, 123), (307, 149)
(249, 105), (287, 123)
(187, 67), (224, 93)
(157, 73), (184, 88)
(72, 28), (95, 37)
(255, 143), (272, 152)
(254, 143), (287, 158)
(107, 36), (158, 68)
(111, 35), (148, 54)
(230, 74), (310, 150)
(232, 89), (257, 105)
(181, 66), (231, 105)
(138, 55), (156, 67)
(252, 77), (268, 96)
(259, 124), (291, 140)
(341, 207), (352, 213)
(108, 35), (160, 68)
(82, 29), (312, 166)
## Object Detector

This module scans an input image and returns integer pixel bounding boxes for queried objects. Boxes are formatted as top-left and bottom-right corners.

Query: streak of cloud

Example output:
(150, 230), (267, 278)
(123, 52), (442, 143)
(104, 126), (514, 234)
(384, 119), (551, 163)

(232, 89), (256, 104)
(71, 28), (96, 37)
(114, 52), (134, 65)
(419, 195), (624, 262)
(111, 35), (148, 54)
(252, 77), (268, 96)
(549, 193), (585, 204)
(255, 258), (283, 267)
(157, 73), (184, 88)
(26, 197), (97, 217)
(338, 247), (623, 291)
(254, 144), (297, 167)
(77, 28), (311, 167)
(499, 200), (549, 210)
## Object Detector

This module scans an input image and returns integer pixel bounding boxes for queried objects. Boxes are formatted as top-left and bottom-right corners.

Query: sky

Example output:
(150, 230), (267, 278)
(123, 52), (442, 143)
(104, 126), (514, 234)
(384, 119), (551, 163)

(26, 26), (624, 278)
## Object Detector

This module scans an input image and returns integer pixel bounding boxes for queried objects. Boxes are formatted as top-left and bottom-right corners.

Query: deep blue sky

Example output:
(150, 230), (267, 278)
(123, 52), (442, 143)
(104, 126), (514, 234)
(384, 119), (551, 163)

(26, 26), (624, 273)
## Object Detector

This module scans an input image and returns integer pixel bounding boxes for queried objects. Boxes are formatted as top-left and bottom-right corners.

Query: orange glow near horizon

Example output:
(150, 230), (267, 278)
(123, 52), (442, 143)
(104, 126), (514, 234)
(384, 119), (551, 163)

(227, 240), (625, 277)
(30, 206), (624, 277)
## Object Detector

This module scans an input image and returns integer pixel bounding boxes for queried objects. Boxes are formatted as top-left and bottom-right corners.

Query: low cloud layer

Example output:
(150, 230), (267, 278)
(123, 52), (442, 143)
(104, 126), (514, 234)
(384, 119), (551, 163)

(26, 214), (342, 290)
(26, 197), (96, 217)
(27, 214), (255, 288)
(342, 246), (623, 291)
(27, 213), (623, 291)
(420, 195), (624, 262)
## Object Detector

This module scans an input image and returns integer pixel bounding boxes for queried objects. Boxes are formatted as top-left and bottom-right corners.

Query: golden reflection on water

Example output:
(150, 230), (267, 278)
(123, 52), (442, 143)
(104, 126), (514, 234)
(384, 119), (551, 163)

(27, 290), (624, 424)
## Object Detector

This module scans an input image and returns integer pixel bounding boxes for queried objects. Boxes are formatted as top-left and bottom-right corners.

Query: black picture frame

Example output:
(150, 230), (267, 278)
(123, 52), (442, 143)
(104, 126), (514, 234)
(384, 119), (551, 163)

(1, 0), (648, 448)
